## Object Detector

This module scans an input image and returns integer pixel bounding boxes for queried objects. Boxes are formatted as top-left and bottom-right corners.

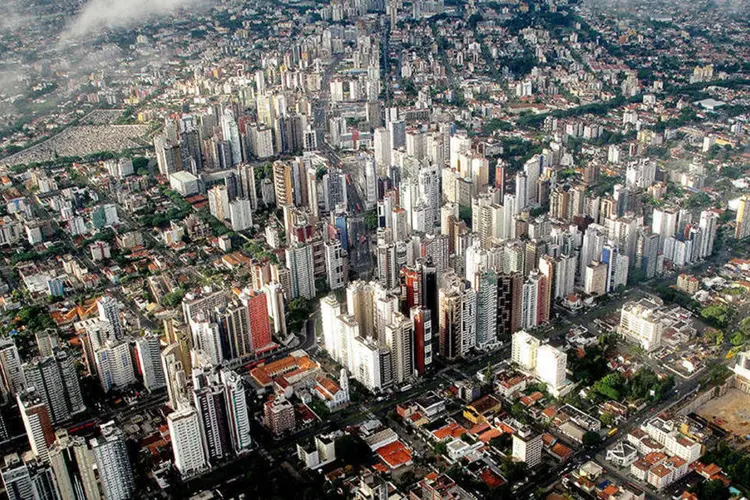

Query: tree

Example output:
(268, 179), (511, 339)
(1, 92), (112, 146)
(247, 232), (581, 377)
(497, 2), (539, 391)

(600, 412), (615, 427)
(364, 210), (378, 231)
(705, 328), (725, 346)
(582, 431), (602, 447)
(686, 192), (711, 209)
(132, 156), (149, 171)
(690, 479), (730, 500)
(740, 317), (750, 335)
(568, 345), (609, 385)
(433, 441), (448, 456)
(335, 435), (370, 469)
(592, 373), (625, 401)
(483, 118), (513, 135)
(701, 304), (730, 329)
(162, 288), (186, 308)
(629, 368), (674, 401)
(458, 205), (472, 228)
(499, 455), (527, 481)
(288, 298), (314, 333)
(730, 331), (746, 347)
(702, 441), (750, 490)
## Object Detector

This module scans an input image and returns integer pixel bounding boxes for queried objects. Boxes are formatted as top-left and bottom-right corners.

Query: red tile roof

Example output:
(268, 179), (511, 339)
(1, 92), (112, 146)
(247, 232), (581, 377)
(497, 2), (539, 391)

(377, 440), (412, 469)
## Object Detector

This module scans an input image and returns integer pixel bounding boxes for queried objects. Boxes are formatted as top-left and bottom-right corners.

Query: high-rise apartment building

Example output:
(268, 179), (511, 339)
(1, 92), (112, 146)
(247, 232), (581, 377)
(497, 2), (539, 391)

(619, 298), (665, 352)
(240, 289), (273, 354)
(97, 296), (123, 341)
(48, 430), (101, 500)
(135, 334), (166, 392)
(221, 369), (252, 454)
(168, 406), (208, 477)
(192, 367), (232, 464)
(438, 275), (476, 360)
(697, 210), (719, 260)
(94, 341), (136, 392)
(286, 243), (316, 300)
(511, 330), (540, 372)
(272, 161), (293, 207)
(18, 389), (55, 462)
(384, 313), (414, 384)
(22, 348), (85, 424)
(208, 185), (230, 222)
(162, 343), (189, 410)
(324, 239), (347, 291)
(410, 307), (432, 376)
(2, 454), (59, 500)
(220, 109), (242, 166)
(474, 270), (498, 349)
(512, 427), (543, 467)
(264, 396), (296, 437)
(91, 422), (135, 500)
(535, 344), (567, 392)
(228, 198), (253, 231)
(0, 338), (26, 403)
(735, 196), (750, 240)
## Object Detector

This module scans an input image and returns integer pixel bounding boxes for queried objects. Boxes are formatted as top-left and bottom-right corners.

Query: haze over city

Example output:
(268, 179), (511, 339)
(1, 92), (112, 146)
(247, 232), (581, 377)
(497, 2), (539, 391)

(0, 0), (748, 499)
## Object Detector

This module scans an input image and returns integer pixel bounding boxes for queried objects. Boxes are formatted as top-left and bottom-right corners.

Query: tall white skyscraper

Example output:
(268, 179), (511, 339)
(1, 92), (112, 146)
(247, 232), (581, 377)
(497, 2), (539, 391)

(417, 164), (441, 232)
(361, 154), (378, 210)
(503, 193), (517, 239)
(521, 279), (539, 330)
(511, 330), (540, 372)
(698, 210), (719, 259)
(321, 295), (344, 357)
(374, 127), (391, 169)
(168, 407), (208, 477)
(535, 344), (567, 392)
(286, 243), (316, 300)
(97, 296), (123, 341)
(263, 281), (287, 337)
(384, 313), (414, 384)
(652, 208), (677, 246)
(221, 108), (242, 166)
(512, 427), (543, 467)
(229, 198), (253, 231)
(324, 239), (347, 291)
(515, 172), (528, 211)
(162, 343), (189, 411)
(95, 341), (137, 393)
(579, 224), (607, 281)
(221, 368), (252, 454)
(474, 270), (498, 349)
(190, 318), (224, 366)
(524, 155), (542, 204)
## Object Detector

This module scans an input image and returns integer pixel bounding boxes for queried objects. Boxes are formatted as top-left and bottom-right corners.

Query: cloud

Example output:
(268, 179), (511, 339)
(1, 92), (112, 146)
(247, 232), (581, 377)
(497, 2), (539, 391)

(0, 0), (30, 34)
(61, 0), (209, 40)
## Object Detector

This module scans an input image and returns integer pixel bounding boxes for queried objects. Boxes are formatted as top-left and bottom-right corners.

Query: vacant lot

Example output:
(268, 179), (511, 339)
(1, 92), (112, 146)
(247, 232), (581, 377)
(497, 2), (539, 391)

(697, 388), (750, 439)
